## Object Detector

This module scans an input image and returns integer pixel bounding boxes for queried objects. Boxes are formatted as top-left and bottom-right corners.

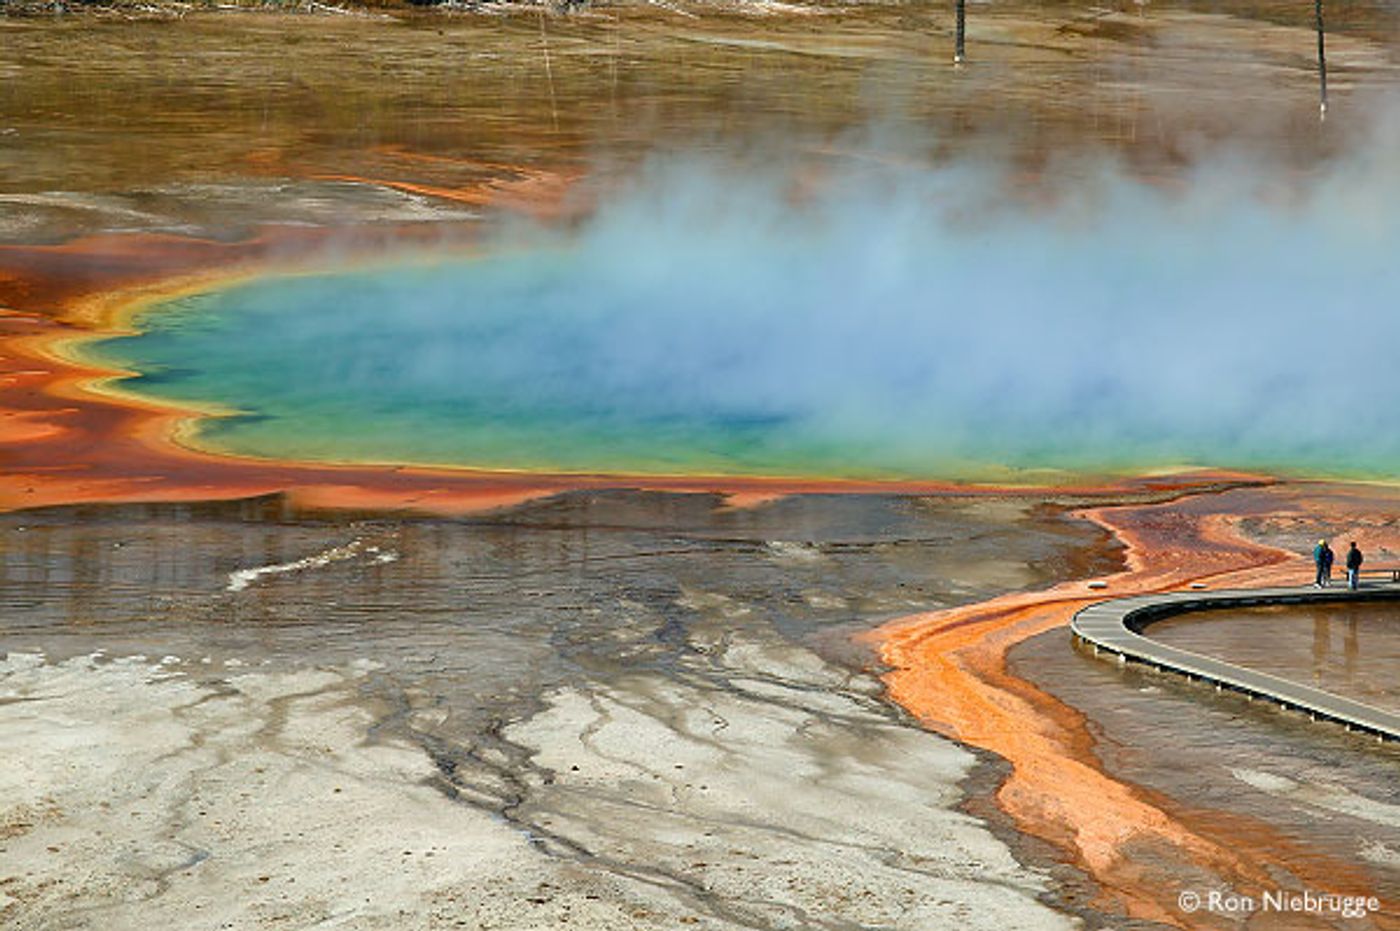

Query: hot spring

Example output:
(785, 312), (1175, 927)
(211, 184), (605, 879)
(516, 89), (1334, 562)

(86, 158), (1400, 481)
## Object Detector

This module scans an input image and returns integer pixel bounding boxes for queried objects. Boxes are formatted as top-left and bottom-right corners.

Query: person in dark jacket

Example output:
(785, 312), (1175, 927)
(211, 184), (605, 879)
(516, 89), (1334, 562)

(1346, 541), (1364, 590)
(1313, 539), (1335, 587)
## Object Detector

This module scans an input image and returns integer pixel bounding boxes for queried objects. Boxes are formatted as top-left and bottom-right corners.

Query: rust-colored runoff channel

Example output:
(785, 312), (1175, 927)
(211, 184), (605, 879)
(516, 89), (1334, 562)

(875, 483), (1400, 925)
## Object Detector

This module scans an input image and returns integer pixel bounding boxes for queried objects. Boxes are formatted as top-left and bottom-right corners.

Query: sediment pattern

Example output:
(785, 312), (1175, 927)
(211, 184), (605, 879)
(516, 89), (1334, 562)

(0, 492), (1113, 928)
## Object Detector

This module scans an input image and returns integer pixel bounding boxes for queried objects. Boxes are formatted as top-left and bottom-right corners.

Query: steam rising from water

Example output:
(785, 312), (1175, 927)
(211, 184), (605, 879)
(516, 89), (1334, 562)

(102, 132), (1400, 479)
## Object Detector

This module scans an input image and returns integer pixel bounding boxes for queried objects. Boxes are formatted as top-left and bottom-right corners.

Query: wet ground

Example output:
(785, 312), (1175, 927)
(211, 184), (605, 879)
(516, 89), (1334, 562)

(0, 491), (1124, 928)
(3, 1), (1399, 245)
(1012, 617), (1400, 914)
(0, 491), (1116, 751)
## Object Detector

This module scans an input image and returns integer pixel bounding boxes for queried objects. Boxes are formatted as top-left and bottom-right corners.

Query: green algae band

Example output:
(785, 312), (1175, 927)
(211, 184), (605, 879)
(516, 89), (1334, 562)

(88, 166), (1400, 480)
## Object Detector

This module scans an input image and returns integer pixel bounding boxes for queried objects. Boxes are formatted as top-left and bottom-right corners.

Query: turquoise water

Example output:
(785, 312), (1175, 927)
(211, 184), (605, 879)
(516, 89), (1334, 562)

(89, 161), (1400, 480)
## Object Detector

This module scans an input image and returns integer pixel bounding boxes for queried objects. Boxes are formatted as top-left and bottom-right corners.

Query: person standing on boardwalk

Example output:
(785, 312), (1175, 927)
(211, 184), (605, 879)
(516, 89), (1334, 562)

(1346, 541), (1364, 590)
(1314, 539), (1335, 587)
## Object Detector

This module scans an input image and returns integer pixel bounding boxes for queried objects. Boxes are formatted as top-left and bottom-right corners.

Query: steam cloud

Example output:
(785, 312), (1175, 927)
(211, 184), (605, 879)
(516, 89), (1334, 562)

(115, 118), (1400, 479)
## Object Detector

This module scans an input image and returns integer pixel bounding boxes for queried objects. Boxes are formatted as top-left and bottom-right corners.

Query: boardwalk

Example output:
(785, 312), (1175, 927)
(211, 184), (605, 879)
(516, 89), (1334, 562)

(1071, 583), (1400, 742)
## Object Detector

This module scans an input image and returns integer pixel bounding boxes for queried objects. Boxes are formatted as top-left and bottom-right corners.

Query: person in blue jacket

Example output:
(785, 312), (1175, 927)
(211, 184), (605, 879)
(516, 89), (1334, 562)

(1313, 539), (1334, 587)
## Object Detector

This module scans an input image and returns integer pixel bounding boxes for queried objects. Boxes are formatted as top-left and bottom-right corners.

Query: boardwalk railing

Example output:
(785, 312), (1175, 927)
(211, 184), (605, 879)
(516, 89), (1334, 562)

(1071, 583), (1400, 742)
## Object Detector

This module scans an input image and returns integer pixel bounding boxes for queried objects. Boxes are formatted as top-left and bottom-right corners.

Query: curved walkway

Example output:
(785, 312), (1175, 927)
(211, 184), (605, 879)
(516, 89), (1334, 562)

(1071, 583), (1400, 742)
